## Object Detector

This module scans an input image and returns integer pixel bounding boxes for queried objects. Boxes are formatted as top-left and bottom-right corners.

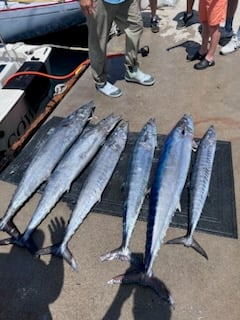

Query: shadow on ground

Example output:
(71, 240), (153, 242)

(0, 218), (65, 320)
(102, 253), (172, 320)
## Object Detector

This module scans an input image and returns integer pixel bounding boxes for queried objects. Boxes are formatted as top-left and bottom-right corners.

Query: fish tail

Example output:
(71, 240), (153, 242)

(100, 247), (143, 269)
(191, 237), (208, 260)
(37, 243), (78, 271)
(100, 246), (131, 262)
(0, 219), (21, 238)
(166, 236), (208, 260)
(108, 270), (174, 308)
(0, 234), (38, 255)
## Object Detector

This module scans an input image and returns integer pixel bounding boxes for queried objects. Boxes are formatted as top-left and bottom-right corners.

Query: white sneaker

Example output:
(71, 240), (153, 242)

(125, 66), (155, 86)
(96, 81), (122, 98)
(220, 35), (240, 55)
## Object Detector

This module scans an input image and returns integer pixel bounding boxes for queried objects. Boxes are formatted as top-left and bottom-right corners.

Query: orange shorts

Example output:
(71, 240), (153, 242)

(199, 0), (227, 26)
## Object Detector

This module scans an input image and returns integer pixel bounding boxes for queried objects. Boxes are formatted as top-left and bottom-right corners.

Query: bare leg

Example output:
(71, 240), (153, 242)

(225, 0), (238, 32)
(149, 0), (157, 18)
(205, 25), (221, 61)
(199, 22), (210, 55)
(149, 0), (159, 33)
(187, 0), (195, 14)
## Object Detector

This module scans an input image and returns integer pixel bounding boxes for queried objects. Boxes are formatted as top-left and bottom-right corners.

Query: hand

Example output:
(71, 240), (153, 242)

(49, 216), (66, 244)
(79, 0), (95, 16)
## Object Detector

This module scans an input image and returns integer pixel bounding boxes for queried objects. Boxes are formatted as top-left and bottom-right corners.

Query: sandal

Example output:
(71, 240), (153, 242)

(194, 58), (215, 70)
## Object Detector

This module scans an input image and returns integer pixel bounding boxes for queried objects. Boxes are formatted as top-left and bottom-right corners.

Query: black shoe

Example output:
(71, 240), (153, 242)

(151, 17), (160, 33)
(194, 58), (215, 70)
(187, 51), (207, 61)
(177, 12), (193, 30)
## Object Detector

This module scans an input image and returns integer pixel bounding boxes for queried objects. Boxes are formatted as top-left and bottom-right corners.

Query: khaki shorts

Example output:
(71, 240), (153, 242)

(199, 0), (227, 25)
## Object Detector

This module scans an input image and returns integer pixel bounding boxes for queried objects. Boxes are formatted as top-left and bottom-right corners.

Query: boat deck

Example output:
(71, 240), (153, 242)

(0, 1), (240, 319)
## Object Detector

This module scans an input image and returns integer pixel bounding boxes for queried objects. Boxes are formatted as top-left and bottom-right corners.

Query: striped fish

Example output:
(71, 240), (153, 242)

(0, 113), (121, 253)
(36, 121), (128, 270)
(108, 114), (194, 307)
(166, 125), (216, 259)
(101, 118), (157, 262)
(0, 101), (95, 238)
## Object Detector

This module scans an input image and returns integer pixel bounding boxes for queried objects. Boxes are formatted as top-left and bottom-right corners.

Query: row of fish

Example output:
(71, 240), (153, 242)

(0, 103), (216, 307)
(0, 101), (128, 270)
(101, 114), (216, 307)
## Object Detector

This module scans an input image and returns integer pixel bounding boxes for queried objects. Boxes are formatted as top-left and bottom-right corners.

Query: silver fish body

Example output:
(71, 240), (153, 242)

(17, 113), (121, 252)
(167, 125), (216, 259)
(189, 126), (216, 237)
(144, 114), (194, 276)
(101, 118), (157, 262)
(37, 121), (128, 270)
(106, 116), (194, 307)
(0, 101), (95, 237)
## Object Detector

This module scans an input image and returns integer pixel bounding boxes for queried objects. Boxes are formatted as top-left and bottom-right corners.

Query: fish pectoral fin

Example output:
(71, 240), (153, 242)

(108, 271), (174, 307)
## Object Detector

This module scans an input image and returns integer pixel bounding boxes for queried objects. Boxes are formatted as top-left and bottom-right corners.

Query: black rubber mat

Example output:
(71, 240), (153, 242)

(0, 117), (237, 239)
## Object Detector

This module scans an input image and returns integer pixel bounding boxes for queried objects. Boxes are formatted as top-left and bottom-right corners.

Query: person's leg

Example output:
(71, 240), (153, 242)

(205, 25), (221, 61)
(195, 0), (227, 69)
(199, 21), (210, 55)
(187, 0), (195, 14)
(116, 0), (143, 68)
(116, 0), (155, 85)
(177, 0), (195, 29)
(220, 0), (239, 54)
(149, 0), (159, 33)
(87, 0), (112, 85)
(225, 0), (238, 33)
(87, 0), (122, 97)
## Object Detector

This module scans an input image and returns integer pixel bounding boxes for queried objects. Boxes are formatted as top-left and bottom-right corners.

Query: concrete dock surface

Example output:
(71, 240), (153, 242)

(0, 1), (240, 319)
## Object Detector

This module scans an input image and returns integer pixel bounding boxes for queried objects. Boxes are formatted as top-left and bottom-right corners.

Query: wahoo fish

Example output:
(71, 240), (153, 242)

(108, 114), (194, 307)
(101, 118), (157, 262)
(166, 125), (216, 259)
(0, 101), (95, 238)
(36, 121), (128, 271)
(1, 113), (121, 253)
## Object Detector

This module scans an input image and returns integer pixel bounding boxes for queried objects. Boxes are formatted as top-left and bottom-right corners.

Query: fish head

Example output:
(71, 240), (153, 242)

(65, 101), (95, 125)
(75, 101), (96, 121)
(204, 125), (217, 145)
(146, 118), (157, 136)
(111, 121), (129, 143)
(140, 118), (158, 146)
(177, 114), (194, 138)
(98, 113), (122, 133)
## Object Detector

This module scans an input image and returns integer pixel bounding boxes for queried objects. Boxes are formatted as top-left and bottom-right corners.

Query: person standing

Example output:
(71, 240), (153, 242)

(79, 0), (155, 98)
(193, 0), (228, 70)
